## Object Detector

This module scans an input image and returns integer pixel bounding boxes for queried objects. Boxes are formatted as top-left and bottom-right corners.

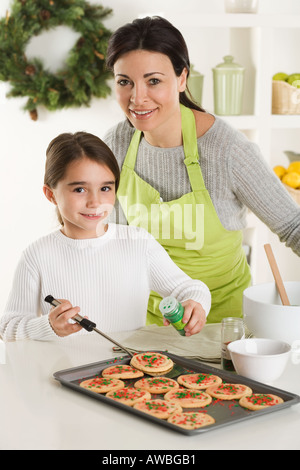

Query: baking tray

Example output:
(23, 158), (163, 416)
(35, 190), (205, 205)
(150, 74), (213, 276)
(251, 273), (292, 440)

(53, 351), (300, 435)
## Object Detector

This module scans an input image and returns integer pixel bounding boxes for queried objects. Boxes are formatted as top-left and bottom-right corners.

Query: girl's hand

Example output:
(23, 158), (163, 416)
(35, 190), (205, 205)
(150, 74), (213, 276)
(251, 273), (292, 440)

(163, 299), (206, 336)
(48, 299), (83, 337)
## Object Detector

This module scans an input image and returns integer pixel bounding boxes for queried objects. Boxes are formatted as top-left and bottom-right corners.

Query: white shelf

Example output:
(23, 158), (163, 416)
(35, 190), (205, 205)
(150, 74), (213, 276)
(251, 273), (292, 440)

(270, 115), (300, 128)
(222, 115), (300, 130)
(170, 13), (300, 28)
(221, 115), (259, 129)
(175, 11), (300, 284)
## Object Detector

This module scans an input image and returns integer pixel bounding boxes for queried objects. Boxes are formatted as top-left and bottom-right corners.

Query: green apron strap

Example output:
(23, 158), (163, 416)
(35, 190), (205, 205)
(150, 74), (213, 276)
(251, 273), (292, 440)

(124, 105), (206, 191)
(123, 129), (142, 169)
(180, 104), (206, 192)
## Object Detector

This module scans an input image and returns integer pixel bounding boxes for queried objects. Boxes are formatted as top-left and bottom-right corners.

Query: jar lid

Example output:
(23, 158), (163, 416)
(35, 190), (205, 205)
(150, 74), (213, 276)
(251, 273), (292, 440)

(189, 64), (203, 77)
(221, 316), (244, 324)
(213, 55), (244, 71)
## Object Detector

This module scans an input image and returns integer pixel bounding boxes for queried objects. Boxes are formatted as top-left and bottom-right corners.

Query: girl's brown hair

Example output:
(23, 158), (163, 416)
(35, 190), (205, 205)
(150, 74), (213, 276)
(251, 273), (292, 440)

(106, 16), (205, 113)
(44, 132), (120, 225)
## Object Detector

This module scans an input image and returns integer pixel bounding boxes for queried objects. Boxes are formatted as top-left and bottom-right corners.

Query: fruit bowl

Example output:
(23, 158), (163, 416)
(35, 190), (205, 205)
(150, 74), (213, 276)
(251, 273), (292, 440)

(243, 281), (300, 345)
(273, 161), (300, 205)
(283, 183), (300, 205)
(272, 80), (300, 115)
(227, 338), (291, 383)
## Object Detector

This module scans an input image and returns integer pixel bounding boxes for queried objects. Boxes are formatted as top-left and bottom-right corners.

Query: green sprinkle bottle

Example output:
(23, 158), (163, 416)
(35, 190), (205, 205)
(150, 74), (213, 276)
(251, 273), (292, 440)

(159, 297), (186, 336)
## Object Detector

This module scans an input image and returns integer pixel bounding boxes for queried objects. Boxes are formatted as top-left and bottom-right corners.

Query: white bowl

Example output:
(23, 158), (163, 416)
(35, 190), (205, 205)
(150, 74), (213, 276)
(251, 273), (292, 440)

(243, 281), (300, 345)
(227, 338), (291, 383)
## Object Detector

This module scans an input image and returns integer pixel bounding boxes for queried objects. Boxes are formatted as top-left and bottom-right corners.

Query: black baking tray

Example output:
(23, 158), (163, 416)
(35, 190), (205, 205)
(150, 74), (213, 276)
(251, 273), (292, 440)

(53, 351), (300, 435)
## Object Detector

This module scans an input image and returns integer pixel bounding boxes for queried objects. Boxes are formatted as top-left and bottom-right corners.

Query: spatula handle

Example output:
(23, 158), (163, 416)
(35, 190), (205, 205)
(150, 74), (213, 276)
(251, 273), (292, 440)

(44, 295), (96, 331)
(44, 295), (134, 357)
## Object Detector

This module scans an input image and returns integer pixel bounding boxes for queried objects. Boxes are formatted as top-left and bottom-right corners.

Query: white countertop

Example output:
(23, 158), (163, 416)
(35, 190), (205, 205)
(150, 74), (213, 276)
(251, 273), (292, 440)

(0, 332), (299, 450)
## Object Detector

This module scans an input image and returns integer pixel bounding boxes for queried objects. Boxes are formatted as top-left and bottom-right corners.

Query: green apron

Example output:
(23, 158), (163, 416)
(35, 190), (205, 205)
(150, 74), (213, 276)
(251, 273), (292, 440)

(117, 104), (251, 324)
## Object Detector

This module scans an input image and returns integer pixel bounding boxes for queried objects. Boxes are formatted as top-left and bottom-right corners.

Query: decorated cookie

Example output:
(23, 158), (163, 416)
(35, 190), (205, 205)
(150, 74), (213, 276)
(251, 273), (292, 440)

(133, 399), (182, 419)
(102, 364), (144, 379)
(239, 393), (283, 411)
(177, 373), (222, 390)
(106, 387), (151, 406)
(79, 377), (124, 394)
(206, 383), (252, 400)
(164, 388), (212, 408)
(130, 352), (174, 376)
(167, 411), (215, 430)
(134, 376), (179, 394)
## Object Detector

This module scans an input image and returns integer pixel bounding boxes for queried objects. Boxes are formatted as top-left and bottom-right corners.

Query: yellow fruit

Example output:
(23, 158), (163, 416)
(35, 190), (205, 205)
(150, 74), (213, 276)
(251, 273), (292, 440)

(273, 165), (286, 179)
(282, 171), (300, 189)
(287, 161), (300, 174)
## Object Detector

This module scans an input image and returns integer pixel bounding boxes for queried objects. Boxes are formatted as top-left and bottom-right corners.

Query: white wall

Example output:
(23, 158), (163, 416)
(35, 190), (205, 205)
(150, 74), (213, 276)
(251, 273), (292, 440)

(1, 0), (300, 314)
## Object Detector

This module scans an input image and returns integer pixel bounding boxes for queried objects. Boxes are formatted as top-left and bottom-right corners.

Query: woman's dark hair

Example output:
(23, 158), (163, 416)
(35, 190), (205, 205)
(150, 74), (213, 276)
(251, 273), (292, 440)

(106, 16), (205, 112)
(44, 132), (120, 225)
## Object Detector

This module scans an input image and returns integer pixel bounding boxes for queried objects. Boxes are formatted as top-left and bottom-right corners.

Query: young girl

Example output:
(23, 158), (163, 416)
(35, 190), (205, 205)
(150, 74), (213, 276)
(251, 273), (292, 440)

(0, 132), (211, 341)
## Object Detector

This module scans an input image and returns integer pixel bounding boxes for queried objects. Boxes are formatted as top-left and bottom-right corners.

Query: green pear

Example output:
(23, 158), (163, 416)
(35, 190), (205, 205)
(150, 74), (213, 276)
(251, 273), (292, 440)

(287, 74), (300, 87)
(272, 72), (289, 81)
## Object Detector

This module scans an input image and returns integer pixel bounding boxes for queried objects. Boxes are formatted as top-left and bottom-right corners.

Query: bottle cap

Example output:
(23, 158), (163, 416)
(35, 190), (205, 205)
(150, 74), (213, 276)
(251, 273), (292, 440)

(159, 296), (178, 314)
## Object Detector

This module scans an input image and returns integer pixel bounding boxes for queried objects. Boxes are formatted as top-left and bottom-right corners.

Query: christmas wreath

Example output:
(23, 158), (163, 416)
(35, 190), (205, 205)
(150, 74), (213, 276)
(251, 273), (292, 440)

(0, 0), (113, 120)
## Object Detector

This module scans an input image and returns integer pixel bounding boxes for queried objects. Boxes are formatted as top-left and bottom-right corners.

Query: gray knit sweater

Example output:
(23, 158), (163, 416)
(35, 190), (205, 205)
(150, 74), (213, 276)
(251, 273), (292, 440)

(104, 116), (300, 256)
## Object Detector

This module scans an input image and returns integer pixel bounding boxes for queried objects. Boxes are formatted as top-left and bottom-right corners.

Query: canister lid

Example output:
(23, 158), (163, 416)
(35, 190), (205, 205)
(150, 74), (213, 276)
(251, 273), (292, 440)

(213, 55), (244, 71)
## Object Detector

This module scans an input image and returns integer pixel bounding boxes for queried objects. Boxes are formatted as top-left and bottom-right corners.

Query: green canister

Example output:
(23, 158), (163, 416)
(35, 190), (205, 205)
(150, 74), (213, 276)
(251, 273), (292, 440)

(188, 65), (204, 106)
(159, 296), (186, 336)
(212, 55), (245, 115)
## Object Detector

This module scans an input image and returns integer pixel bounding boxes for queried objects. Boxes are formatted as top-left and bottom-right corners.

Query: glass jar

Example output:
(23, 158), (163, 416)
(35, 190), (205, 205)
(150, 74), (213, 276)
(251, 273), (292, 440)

(221, 317), (245, 371)
(224, 0), (259, 14)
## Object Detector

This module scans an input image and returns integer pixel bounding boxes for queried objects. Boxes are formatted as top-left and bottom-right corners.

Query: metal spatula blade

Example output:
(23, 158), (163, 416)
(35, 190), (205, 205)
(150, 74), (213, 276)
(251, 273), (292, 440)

(146, 363), (187, 379)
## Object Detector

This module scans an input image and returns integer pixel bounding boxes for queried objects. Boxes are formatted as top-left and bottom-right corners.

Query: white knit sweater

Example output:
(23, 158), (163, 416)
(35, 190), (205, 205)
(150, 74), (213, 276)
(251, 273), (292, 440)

(0, 224), (211, 341)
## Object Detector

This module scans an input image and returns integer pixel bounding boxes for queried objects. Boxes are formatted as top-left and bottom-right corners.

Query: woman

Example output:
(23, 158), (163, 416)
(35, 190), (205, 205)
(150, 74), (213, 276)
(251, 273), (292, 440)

(104, 16), (300, 325)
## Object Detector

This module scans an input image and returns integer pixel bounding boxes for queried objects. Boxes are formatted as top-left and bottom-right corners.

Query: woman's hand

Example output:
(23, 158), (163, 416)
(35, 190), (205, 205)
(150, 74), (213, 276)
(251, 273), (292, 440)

(48, 299), (83, 337)
(163, 299), (206, 336)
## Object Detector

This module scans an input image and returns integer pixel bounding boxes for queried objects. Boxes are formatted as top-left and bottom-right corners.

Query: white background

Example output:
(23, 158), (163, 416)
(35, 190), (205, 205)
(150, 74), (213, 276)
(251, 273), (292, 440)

(1, 0), (300, 314)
